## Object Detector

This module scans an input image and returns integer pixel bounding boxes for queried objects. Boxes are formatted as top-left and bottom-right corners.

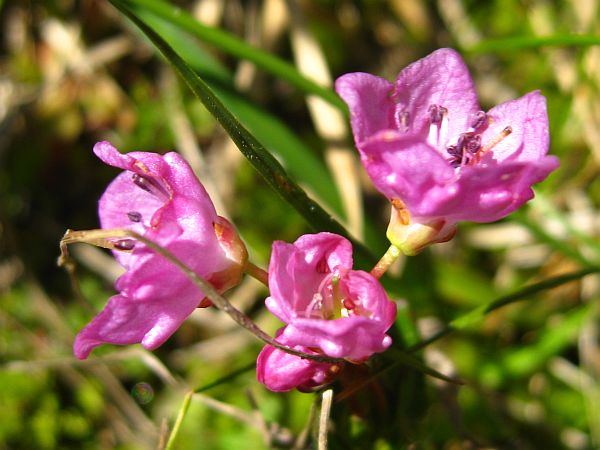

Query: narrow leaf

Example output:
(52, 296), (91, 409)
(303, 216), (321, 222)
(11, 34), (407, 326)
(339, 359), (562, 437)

(122, 0), (347, 111)
(109, 0), (376, 266)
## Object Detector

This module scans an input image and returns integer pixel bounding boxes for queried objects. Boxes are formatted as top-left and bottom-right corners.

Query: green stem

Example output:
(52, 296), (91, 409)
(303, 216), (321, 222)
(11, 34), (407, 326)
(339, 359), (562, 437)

(244, 261), (269, 287)
(370, 245), (401, 279)
(165, 390), (193, 450)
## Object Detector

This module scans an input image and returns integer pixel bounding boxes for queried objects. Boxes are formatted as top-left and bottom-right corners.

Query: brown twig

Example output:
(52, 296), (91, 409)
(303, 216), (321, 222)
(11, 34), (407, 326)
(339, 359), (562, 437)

(59, 228), (345, 365)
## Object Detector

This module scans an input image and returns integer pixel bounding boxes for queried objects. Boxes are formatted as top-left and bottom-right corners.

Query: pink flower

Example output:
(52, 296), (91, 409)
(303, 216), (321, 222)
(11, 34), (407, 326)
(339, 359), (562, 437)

(74, 142), (247, 359)
(257, 232), (396, 391)
(256, 330), (336, 392)
(336, 48), (559, 254)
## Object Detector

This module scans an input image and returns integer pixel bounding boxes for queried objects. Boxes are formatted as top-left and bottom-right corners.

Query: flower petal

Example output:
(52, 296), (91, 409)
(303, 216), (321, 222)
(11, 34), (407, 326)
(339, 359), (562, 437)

(282, 271), (396, 361)
(256, 330), (332, 392)
(360, 132), (456, 216)
(267, 233), (353, 322)
(335, 72), (394, 145)
(392, 48), (480, 140)
(74, 279), (199, 359)
(483, 91), (551, 163)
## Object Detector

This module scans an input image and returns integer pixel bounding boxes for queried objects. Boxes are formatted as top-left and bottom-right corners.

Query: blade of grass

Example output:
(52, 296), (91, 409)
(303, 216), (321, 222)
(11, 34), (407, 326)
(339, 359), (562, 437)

(336, 267), (600, 400)
(165, 390), (193, 450)
(133, 9), (346, 218)
(416, 266), (600, 349)
(122, 0), (347, 111)
(467, 34), (600, 54)
(193, 361), (256, 394)
(109, 0), (376, 266)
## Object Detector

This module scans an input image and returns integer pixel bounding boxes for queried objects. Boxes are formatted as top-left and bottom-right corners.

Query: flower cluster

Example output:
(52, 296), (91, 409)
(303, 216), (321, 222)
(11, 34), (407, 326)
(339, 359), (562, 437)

(69, 48), (558, 393)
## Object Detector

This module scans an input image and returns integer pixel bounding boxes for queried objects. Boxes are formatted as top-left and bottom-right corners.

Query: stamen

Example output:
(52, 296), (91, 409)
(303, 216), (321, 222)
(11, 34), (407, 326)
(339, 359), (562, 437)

(131, 174), (169, 199)
(470, 111), (487, 131)
(113, 239), (135, 250)
(305, 293), (323, 318)
(428, 104), (446, 124)
(427, 104), (447, 147)
(479, 126), (512, 155)
(343, 298), (356, 310)
(395, 109), (410, 132)
(446, 145), (461, 158)
(127, 211), (142, 223)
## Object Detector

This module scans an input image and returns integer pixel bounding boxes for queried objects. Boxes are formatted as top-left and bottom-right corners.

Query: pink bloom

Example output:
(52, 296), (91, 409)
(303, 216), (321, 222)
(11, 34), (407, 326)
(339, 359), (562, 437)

(336, 48), (559, 254)
(256, 330), (335, 392)
(74, 142), (247, 359)
(257, 232), (396, 391)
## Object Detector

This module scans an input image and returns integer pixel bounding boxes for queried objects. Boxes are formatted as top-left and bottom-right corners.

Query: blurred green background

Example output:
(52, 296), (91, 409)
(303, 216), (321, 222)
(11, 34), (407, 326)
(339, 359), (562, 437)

(1, 0), (599, 449)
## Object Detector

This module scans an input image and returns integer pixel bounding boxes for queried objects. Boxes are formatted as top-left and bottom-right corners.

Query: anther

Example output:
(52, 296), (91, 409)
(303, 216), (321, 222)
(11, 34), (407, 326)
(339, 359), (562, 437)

(446, 145), (461, 158)
(316, 258), (329, 274)
(131, 174), (169, 199)
(127, 211), (142, 223)
(428, 104), (447, 125)
(395, 109), (410, 132)
(470, 111), (488, 131)
(342, 298), (356, 310)
(114, 239), (135, 251)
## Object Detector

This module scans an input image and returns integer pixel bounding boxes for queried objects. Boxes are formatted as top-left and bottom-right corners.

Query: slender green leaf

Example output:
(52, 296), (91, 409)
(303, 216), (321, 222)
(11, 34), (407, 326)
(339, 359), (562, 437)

(193, 362), (255, 394)
(122, 0), (347, 111)
(134, 8), (345, 218)
(110, 0), (377, 266)
(386, 348), (463, 385)
(467, 34), (600, 54)
(449, 267), (599, 329)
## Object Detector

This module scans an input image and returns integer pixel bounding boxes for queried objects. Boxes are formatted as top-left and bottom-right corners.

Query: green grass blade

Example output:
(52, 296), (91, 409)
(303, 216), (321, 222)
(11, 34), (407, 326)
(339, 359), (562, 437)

(110, 0), (376, 266)
(133, 9), (345, 217)
(122, 0), (347, 111)
(449, 267), (599, 330)
(467, 34), (600, 54)
(409, 266), (600, 351)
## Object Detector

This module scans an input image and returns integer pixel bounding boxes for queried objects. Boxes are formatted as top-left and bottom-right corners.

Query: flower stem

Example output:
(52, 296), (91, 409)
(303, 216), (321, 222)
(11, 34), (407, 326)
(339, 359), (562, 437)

(60, 229), (344, 365)
(244, 261), (269, 286)
(370, 244), (401, 279)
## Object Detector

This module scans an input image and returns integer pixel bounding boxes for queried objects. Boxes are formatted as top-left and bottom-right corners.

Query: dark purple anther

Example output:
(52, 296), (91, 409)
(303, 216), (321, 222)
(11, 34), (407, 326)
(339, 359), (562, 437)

(131, 174), (169, 199)
(446, 145), (461, 157)
(127, 211), (142, 223)
(398, 110), (410, 131)
(464, 134), (481, 153)
(114, 239), (135, 251)
(428, 104), (447, 125)
(457, 132), (481, 154)
(470, 111), (487, 131)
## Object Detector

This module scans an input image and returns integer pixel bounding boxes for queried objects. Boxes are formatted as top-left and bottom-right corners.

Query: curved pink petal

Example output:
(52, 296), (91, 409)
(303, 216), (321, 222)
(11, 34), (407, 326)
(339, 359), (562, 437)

(281, 271), (396, 360)
(444, 158), (560, 222)
(482, 91), (550, 162)
(267, 233), (353, 322)
(335, 73), (394, 145)
(391, 48), (480, 141)
(256, 330), (332, 392)
(74, 278), (199, 359)
(360, 132), (456, 215)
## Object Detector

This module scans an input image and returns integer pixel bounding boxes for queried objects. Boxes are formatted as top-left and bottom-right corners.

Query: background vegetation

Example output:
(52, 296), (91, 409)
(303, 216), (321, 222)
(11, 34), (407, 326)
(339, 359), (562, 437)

(1, 0), (600, 448)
